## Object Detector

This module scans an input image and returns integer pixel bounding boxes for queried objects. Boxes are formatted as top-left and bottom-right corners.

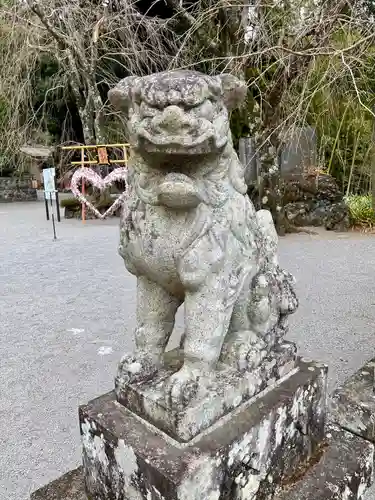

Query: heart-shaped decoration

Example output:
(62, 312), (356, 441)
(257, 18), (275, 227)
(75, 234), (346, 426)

(70, 167), (128, 219)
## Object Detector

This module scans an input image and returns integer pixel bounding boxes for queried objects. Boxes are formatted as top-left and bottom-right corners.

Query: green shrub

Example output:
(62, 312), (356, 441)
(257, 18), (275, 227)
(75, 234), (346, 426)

(60, 193), (115, 211)
(345, 194), (375, 228)
(60, 197), (80, 209)
(94, 192), (114, 209)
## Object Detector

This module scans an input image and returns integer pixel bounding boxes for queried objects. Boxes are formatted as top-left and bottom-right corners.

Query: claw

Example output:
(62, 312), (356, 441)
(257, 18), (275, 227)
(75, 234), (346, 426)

(117, 352), (159, 385)
(164, 365), (200, 410)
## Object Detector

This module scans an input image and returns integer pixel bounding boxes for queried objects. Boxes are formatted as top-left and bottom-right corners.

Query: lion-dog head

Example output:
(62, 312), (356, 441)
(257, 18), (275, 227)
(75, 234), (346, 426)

(109, 70), (247, 209)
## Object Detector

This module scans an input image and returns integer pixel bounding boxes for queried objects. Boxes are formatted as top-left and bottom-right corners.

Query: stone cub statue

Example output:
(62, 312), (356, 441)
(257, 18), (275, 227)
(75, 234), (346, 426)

(108, 70), (298, 409)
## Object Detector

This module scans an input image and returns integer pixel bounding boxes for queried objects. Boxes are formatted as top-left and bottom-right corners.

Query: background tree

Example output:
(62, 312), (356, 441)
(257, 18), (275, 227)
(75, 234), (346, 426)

(1, 0), (375, 232)
(164, 0), (375, 232)
(0, 0), (180, 169)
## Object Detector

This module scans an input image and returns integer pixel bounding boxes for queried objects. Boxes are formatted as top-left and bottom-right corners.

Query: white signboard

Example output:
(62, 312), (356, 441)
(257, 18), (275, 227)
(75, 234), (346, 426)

(43, 168), (56, 200)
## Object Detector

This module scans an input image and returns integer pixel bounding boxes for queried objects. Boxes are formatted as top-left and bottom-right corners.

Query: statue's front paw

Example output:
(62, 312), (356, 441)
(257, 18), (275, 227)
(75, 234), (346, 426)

(116, 352), (160, 386)
(164, 364), (202, 410)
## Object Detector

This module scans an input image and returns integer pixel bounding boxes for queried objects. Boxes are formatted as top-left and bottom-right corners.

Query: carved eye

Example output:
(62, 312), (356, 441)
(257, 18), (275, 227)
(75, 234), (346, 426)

(194, 100), (214, 120)
(140, 102), (158, 118)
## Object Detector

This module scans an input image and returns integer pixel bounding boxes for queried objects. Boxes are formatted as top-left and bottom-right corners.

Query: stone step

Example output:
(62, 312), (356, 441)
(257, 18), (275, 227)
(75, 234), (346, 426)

(30, 468), (85, 500)
(276, 425), (374, 500)
(330, 357), (375, 444)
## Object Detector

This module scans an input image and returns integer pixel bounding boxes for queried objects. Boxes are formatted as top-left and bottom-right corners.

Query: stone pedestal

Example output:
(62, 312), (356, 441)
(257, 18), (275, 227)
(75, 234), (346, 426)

(79, 358), (327, 500)
(30, 354), (375, 500)
(116, 343), (297, 443)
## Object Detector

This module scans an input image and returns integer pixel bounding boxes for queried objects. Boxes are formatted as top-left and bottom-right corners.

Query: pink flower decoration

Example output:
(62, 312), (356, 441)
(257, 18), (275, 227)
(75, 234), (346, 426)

(70, 167), (128, 219)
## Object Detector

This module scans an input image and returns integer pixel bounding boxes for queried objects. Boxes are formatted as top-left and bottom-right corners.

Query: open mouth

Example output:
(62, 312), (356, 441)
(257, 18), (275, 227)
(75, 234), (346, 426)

(137, 128), (227, 155)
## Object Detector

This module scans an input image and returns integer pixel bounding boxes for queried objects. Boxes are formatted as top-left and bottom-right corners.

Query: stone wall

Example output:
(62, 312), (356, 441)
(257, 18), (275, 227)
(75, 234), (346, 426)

(239, 136), (349, 232)
(247, 172), (350, 232)
(0, 177), (37, 202)
(283, 173), (350, 231)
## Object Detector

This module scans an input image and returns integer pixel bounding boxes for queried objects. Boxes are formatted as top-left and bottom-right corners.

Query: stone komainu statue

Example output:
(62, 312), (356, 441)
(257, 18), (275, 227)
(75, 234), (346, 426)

(108, 70), (298, 409)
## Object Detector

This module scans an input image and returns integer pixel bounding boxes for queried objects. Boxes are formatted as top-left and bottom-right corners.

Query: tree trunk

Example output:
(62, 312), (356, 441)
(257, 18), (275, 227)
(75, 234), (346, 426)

(67, 53), (106, 145)
(246, 97), (288, 235)
(76, 90), (106, 145)
(77, 106), (96, 145)
(257, 134), (286, 235)
(87, 80), (106, 144)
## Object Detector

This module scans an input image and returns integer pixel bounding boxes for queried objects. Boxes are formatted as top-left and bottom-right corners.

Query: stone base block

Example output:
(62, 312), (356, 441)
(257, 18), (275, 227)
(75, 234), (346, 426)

(29, 424), (374, 500)
(80, 359), (326, 500)
(116, 342), (297, 442)
(276, 425), (374, 500)
(330, 357), (375, 442)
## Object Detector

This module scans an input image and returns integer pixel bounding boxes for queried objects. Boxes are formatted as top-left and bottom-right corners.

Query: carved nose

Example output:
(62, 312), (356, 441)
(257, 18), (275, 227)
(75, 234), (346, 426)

(153, 105), (193, 134)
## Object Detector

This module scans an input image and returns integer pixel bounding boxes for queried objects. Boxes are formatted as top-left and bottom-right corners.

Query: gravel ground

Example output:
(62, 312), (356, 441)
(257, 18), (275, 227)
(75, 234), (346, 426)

(1, 202), (375, 500)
